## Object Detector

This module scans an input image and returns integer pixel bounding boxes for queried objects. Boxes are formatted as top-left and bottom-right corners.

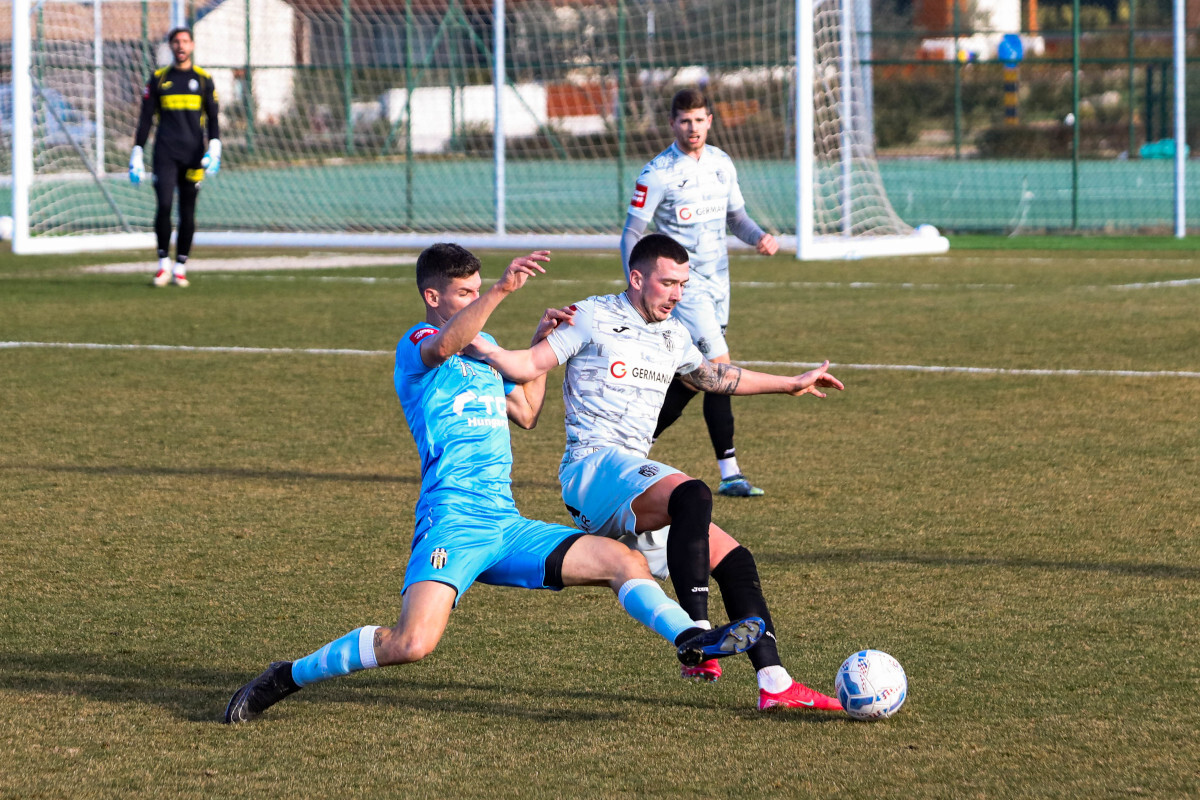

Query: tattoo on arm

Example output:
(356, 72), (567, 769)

(682, 361), (742, 394)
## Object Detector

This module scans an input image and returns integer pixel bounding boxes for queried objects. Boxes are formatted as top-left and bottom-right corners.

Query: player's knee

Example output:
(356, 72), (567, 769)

(374, 625), (438, 666)
(611, 544), (653, 582)
(667, 479), (712, 519)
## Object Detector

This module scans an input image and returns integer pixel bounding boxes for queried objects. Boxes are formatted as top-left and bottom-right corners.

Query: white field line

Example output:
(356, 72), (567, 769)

(54, 255), (1200, 291)
(2, 340), (1198, 379)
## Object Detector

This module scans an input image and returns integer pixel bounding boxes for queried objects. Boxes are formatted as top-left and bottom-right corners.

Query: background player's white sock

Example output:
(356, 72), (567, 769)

(290, 625), (380, 687)
(757, 665), (792, 693)
(718, 457), (742, 480)
(617, 579), (696, 644)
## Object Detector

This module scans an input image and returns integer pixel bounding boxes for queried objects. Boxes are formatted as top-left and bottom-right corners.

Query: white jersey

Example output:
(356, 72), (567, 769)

(546, 293), (704, 464)
(627, 142), (747, 281)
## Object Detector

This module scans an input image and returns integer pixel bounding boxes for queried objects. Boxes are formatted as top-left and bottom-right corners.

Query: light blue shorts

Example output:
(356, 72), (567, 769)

(672, 272), (730, 359)
(403, 505), (583, 602)
(559, 448), (681, 539)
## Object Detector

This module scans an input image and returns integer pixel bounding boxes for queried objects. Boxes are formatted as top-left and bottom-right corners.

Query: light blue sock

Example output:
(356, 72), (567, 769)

(617, 579), (697, 644)
(290, 626), (380, 687)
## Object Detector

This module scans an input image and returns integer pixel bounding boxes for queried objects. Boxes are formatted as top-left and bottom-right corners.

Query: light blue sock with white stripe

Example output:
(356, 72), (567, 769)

(617, 579), (697, 644)
(290, 626), (380, 687)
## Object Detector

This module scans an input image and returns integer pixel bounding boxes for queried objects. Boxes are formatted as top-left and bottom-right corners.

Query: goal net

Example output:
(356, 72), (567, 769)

(10, 0), (946, 259)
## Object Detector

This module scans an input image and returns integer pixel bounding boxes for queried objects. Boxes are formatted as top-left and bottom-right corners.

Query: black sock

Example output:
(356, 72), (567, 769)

(654, 378), (699, 440)
(703, 392), (736, 461)
(711, 546), (780, 671)
(672, 626), (705, 647)
(665, 479), (712, 622)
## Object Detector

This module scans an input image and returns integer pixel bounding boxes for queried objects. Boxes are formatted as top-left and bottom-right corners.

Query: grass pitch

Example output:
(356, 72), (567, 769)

(1, 240), (1198, 798)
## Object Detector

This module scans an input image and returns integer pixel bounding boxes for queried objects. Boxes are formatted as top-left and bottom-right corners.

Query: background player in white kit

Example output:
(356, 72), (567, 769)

(468, 235), (845, 711)
(621, 89), (779, 498)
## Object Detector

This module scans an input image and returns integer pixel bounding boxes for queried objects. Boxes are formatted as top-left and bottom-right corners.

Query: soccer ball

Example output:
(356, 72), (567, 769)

(835, 649), (907, 720)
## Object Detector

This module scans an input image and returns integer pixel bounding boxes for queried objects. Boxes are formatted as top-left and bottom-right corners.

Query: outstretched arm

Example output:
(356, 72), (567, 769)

(419, 251), (550, 368)
(504, 305), (576, 429)
(679, 359), (843, 398)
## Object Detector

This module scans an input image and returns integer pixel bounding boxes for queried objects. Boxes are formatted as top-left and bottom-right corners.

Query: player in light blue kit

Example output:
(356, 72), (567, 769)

(224, 243), (763, 723)
(621, 89), (779, 498)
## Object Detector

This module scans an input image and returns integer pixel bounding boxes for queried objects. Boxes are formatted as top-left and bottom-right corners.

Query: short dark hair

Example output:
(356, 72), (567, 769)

(670, 88), (709, 119)
(416, 243), (482, 294)
(167, 27), (193, 44)
(629, 233), (689, 277)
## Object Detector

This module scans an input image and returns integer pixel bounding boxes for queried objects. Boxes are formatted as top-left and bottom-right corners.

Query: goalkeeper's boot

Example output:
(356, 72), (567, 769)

(224, 661), (301, 724)
(677, 616), (764, 667)
(758, 680), (843, 712)
(152, 257), (172, 288)
(717, 474), (764, 497)
(172, 268), (189, 288)
(681, 658), (722, 682)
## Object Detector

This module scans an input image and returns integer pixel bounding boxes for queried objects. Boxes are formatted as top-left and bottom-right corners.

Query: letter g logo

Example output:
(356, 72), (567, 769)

(610, 361), (627, 378)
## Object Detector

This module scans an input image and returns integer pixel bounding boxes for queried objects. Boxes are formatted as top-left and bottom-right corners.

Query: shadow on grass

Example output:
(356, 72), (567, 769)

(762, 548), (1199, 581)
(0, 650), (755, 726)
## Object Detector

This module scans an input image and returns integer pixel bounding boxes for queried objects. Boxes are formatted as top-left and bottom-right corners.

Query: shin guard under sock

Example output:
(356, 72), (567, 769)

(711, 546), (781, 670)
(666, 479), (713, 622)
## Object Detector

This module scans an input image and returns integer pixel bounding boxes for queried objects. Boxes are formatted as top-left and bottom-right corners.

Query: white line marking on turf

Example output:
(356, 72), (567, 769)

(80, 254), (416, 274)
(0, 341), (389, 356)
(3, 341), (1198, 379)
(1111, 278), (1200, 289)
(739, 361), (1200, 379)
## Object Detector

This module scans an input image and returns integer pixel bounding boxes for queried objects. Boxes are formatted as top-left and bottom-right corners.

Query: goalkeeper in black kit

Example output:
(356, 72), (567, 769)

(129, 27), (220, 288)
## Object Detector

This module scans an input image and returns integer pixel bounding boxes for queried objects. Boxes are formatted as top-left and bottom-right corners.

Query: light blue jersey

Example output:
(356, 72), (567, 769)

(394, 323), (518, 519)
(393, 322), (581, 600)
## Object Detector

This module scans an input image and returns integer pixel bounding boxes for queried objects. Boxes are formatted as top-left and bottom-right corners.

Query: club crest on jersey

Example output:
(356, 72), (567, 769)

(715, 169), (727, 184)
(189, 78), (199, 91)
(430, 548), (449, 569)
(661, 330), (674, 350)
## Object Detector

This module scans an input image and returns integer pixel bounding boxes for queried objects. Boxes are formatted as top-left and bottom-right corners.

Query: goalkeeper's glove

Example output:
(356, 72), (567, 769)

(129, 146), (145, 185)
(201, 139), (221, 176)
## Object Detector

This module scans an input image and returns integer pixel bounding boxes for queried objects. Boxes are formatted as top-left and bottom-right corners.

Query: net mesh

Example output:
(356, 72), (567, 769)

(17, 0), (914, 247)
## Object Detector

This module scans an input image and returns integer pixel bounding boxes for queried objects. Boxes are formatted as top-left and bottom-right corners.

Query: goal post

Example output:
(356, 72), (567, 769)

(796, 0), (948, 259)
(10, 0), (945, 260)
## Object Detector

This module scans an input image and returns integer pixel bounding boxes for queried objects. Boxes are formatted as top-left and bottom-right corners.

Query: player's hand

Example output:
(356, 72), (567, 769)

(201, 139), (222, 176)
(757, 233), (779, 256)
(494, 250), (551, 295)
(531, 305), (575, 345)
(787, 360), (844, 398)
(129, 146), (144, 185)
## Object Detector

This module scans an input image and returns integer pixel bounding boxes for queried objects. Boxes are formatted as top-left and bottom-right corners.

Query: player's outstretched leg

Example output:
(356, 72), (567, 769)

(224, 661), (301, 723)
(710, 544), (841, 712)
(676, 616), (764, 667)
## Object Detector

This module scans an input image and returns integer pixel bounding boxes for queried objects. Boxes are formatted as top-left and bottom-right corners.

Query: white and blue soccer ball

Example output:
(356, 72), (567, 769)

(835, 649), (907, 720)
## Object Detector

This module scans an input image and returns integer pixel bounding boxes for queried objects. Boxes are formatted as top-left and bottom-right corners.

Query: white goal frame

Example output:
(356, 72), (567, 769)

(11, 0), (948, 260)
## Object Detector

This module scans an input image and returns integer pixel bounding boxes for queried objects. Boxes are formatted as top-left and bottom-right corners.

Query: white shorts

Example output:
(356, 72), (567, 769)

(617, 526), (672, 580)
(559, 447), (681, 540)
(672, 272), (730, 359)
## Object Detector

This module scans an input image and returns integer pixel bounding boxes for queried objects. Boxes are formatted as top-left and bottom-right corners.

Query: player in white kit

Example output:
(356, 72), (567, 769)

(620, 89), (779, 498)
(468, 234), (844, 712)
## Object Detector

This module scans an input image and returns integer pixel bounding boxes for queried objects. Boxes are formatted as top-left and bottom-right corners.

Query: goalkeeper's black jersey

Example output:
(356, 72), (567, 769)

(134, 65), (219, 163)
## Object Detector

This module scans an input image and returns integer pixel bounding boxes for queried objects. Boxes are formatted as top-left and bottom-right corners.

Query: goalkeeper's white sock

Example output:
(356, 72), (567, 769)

(156, 256), (171, 275)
